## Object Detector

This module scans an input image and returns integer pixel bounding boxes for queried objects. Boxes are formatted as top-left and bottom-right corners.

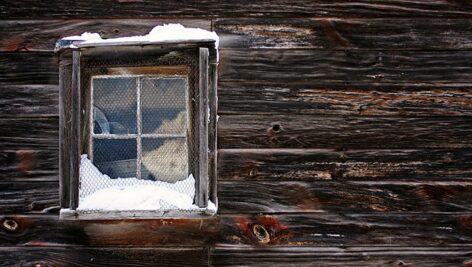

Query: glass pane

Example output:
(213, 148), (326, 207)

(141, 138), (188, 182)
(92, 138), (137, 179)
(141, 78), (187, 134)
(93, 77), (137, 135)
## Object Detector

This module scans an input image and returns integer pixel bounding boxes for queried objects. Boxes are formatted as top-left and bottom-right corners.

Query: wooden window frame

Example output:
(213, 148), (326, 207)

(57, 42), (217, 219)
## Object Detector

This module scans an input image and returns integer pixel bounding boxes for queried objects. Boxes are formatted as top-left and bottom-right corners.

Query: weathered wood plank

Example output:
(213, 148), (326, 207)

(2, 1), (472, 18)
(218, 181), (472, 213)
(2, 19), (472, 51)
(218, 82), (472, 116)
(211, 246), (472, 267)
(0, 215), (218, 247)
(218, 149), (472, 181)
(0, 20), (210, 52)
(4, 50), (472, 85)
(3, 180), (472, 214)
(0, 53), (58, 85)
(1, 213), (471, 247)
(219, 49), (472, 84)
(0, 247), (208, 267)
(218, 115), (472, 149)
(0, 182), (59, 214)
(0, 150), (58, 182)
(0, 84), (58, 117)
(216, 18), (472, 49)
(0, 117), (58, 150)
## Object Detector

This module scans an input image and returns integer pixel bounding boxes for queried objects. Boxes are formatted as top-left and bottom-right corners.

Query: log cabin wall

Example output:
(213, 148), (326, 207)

(1, 1), (472, 266)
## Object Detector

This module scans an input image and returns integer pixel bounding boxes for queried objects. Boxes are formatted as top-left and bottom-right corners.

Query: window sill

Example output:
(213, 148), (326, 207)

(59, 208), (216, 220)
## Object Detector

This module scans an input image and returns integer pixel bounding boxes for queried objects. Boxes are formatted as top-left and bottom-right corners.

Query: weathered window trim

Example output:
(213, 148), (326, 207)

(57, 41), (218, 220)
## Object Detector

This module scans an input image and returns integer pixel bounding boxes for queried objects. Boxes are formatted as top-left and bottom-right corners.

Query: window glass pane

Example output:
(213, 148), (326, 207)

(92, 138), (137, 179)
(141, 78), (187, 134)
(141, 138), (188, 182)
(93, 77), (137, 134)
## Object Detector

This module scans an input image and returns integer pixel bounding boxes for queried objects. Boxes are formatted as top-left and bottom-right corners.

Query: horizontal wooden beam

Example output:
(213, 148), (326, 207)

(0, 246), (208, 267)
(211, 246), (472, 267)
(218, 181), (472, 213)
(218, 149), (472, 181)
(219, 49), (472, 84)
(1, 214), (472, 247)
(2, 1), (472, 19)
(215, 18), (472, 50)
(0, 20), (210, 52)
(218, 82), (472, 116)
(2, 18), (472, 52)
(2, 180), (472, 214)
(218, 115), (472, 149)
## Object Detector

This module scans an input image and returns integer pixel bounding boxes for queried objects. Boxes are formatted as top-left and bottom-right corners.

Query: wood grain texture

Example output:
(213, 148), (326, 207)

(211, 246), (472, 267)
(0, 150), (58, 182)
(217, 115), (472, 149)
(3, 180), (472, 214)
(218, 181), (472, 213)
(218, 149), (472, 181)
(0, 215), (218, 247)
(2, 1), (472, 19)
(0, 19), (210, 52)
(2, 18), (472, 51)
(216, 18), (472, 49)
(219, 49), (472, 84)
(0, 53), (58, 85)
(0, 182), (59, 214)
(1, 213), (471, 247)
(0, 84), (58, 117)
(4, 50), (472, 86)
(0, 117), (58, 150)
(0, 247), (208, 267)
(218, 82), (472, 116)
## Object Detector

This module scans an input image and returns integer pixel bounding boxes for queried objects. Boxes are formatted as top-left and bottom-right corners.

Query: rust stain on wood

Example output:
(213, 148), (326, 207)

(16, 150), (38, 174)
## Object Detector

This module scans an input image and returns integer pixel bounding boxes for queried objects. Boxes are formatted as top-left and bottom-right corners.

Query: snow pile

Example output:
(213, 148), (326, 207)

(77, 155), (216, 212)
(64, 23), (219, 49)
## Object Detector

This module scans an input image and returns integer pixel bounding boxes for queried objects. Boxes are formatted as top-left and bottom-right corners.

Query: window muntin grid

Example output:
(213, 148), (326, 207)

(89, 75), (189, 182)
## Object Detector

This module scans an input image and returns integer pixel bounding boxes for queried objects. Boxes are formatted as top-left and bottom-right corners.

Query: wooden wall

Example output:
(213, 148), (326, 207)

(1, 1), (472, 266)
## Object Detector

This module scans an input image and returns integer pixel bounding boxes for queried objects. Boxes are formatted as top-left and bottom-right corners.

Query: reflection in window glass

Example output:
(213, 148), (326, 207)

(93, 77), (137, 134)
(92, 138), (137, 179)
(141, 78), (187, 134)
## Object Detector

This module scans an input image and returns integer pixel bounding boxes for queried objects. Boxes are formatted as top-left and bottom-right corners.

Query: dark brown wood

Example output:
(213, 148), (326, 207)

(0, 53), (58, 84)
(0, 150), (58, 182)
(0, 84), (58, 117)
(3, 180), (472, 214)
(211, 246), (472, 267)
(209, 63), (218, 204)
(218, 115), (472, 149)
(2, 1), (472, 19)
(219, 49), (472, 84)
(0, 19), (210, 52)
(216, 18), (472, 49)
(218, 149), (472, 181)
(4, 50), (472, 86)
(1, 213), (471, 247)
(0, 247), (208, 267)
(218, 82), (472, 116)
(197, 47), (210, 208)
(59, 52), (72, 209)
(2, 18), (472, 51)
(217, 181), (472, 213)
(69, 51), (80, 210)
(0, 182), (59, 214)
(0, 117), (58, 150)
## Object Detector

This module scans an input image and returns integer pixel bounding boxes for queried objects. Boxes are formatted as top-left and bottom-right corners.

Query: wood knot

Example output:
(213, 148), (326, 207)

(2, 218), (19, 232)
(271, 123), (281, 133)
(252, 224), (270, 244)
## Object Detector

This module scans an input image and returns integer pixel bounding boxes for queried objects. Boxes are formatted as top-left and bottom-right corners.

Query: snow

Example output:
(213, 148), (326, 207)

(62, 24), (219, 59)
(78, 155), (216, 212)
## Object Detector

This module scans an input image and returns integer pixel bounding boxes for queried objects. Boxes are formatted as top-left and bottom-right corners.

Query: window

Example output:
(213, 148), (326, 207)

(56, 26), (218, 219)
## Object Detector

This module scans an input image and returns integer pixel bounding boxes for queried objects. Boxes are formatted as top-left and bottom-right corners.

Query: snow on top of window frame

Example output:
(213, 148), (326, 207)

(58, 24), (219, 57)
